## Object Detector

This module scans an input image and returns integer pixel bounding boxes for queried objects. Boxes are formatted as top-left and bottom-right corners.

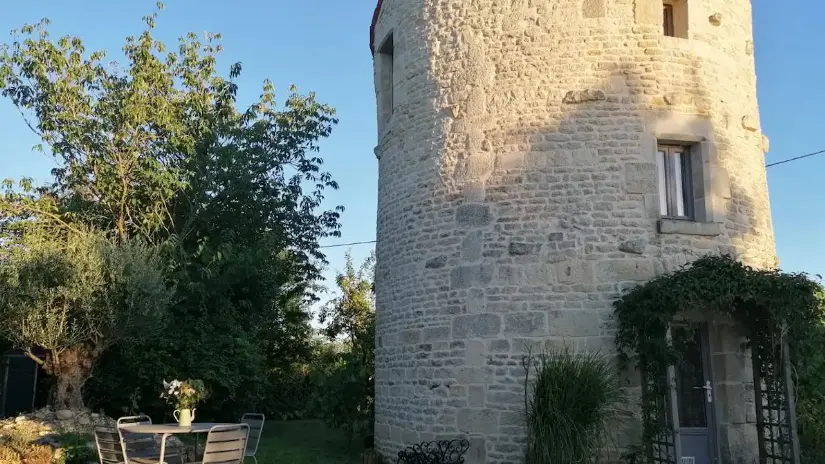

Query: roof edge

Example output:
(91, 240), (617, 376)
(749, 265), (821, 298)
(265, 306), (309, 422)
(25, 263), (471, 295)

(370, 0), (384, 54)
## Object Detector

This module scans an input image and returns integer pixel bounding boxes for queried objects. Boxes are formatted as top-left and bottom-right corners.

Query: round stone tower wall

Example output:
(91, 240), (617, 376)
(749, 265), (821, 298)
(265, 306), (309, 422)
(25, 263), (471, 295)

(371, 0), (775, 462)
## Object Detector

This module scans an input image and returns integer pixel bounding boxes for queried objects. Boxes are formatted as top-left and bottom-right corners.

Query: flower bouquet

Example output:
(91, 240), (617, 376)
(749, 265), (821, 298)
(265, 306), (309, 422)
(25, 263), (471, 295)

(161, 379), (209, 426)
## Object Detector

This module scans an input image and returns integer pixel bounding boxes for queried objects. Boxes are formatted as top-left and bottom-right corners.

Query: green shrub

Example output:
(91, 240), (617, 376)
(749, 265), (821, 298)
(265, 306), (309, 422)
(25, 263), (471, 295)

(310, 348), (374, 446)
(523, 347), (628, 464)
(53, 433), (97, 464)
(798, 320), (825, 464)
(260, 370), (313, 420)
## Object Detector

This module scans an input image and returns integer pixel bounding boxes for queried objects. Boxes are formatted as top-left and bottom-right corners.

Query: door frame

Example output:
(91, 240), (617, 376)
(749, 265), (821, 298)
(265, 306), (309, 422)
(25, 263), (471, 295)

(669, 321), (720, 464)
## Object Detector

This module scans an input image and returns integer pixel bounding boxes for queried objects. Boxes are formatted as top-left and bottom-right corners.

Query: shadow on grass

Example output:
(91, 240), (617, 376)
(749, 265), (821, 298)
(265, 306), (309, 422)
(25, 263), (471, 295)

(254, 420), (364, 464)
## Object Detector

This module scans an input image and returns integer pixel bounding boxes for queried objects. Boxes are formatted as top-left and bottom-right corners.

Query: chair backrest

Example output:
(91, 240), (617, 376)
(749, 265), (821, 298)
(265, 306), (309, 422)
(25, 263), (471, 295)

(116, 415), (157, 459)
(94, 427), (125, 464)
(240, 413), (265, 456)
(117, 415), (153, 426)
(202, 424), (249, 464)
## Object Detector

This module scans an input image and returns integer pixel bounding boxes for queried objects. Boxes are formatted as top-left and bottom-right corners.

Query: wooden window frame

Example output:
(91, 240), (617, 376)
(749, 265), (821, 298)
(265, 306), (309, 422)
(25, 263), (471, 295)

(657, 145), (694, 220)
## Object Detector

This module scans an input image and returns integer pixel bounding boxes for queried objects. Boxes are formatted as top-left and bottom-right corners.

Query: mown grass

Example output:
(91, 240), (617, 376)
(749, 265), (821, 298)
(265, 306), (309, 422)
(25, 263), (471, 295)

(253, 420), (363, 464)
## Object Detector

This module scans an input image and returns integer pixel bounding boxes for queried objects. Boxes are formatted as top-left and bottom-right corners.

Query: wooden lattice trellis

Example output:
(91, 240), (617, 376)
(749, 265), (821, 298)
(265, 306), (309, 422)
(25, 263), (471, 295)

(613, 256), (819, 464)
(638, 353), (678, 464)
(639, 328), (801, 464)
(752, 332), (801, 464)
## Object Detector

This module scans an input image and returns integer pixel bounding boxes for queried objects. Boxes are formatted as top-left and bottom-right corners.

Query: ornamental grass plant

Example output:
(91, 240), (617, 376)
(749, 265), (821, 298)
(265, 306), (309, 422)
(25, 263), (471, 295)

(523, 347), (628, 464)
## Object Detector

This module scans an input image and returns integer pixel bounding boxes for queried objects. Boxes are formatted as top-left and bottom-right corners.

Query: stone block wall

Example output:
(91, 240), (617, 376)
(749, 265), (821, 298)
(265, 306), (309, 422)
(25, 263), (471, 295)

(371, 0), (774, 462)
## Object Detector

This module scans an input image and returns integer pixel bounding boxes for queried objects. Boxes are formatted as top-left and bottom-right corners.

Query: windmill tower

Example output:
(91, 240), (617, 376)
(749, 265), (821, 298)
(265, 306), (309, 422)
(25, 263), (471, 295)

(371, 1), (773, 462)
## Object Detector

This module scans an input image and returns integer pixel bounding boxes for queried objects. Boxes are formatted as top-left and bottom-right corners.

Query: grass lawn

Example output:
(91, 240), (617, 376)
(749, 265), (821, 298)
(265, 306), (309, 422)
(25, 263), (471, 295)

(253, 420), (364, 464)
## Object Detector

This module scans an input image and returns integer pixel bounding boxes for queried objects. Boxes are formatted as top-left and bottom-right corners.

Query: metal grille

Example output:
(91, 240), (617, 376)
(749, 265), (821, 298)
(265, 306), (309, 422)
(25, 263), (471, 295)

(680, 457), (695, 464)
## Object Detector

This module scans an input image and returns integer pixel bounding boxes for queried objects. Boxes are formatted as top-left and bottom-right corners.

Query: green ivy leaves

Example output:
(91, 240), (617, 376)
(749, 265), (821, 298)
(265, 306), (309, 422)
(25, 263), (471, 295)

(614, 254), (825, 461)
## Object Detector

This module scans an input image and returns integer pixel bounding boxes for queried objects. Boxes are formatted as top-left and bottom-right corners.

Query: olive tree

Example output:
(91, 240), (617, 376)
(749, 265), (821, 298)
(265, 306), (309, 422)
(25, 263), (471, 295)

(0, 218), (171, 409)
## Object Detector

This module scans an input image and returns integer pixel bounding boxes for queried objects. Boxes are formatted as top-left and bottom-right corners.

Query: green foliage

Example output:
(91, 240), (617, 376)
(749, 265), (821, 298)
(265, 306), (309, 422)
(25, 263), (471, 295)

(310, 333), (375, 445)
(0, 225), (107, 353)
(0, 15), (186, 242)
(613, 254), (825, 462)
(52, 433), (96, 464)
(0, 226), (171, 351)
(319, 252), (376, 344)
(87, 317), (271, 420)
(796, 319), (825, 464)
(0, 5), (340, 418)
(0, 221), (172, 409)
(523, 347), (628, 463)
(0, 6), (341, 273)
(313, 252), (376, 446)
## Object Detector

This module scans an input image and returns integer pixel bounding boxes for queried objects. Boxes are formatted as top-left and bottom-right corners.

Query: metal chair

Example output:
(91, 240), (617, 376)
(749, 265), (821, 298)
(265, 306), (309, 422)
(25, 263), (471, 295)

(117, 416), (159, 460)
(194, 424), (249, 464)
(116, 415), (184, 464)
(94, 427), (126, 464)
(96, 426), (171, 464)
(240, 413), (265, 463)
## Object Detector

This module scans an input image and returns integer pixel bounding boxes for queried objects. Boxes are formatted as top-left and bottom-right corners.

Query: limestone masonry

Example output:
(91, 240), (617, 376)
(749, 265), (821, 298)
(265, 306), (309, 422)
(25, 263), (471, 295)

(371, 0), (775, 462)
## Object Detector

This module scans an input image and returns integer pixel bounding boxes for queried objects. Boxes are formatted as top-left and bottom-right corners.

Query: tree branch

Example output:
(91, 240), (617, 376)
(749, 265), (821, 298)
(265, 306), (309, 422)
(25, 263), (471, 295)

(2, 200), (84, 236)
(24, 349), (46, 366)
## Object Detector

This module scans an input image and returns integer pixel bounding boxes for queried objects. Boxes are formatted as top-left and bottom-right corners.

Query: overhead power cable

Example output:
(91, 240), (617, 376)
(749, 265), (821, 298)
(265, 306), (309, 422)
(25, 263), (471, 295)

(319, 240), (376, 249)
(766, 149), (825, 168)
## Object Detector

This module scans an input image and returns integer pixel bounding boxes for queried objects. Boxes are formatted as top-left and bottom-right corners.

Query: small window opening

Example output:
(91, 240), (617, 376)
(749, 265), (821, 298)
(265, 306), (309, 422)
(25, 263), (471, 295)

(377, 33), (395, 131)
(662, 1), (689, 39)
(657, 145), (694, 220)
(663, 4), (675, 37)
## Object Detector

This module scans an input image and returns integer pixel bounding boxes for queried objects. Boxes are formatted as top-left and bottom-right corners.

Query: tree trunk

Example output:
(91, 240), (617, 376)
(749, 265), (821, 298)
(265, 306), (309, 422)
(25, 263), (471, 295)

(54, 365), (88, 410)
(43, 344), (100, 410)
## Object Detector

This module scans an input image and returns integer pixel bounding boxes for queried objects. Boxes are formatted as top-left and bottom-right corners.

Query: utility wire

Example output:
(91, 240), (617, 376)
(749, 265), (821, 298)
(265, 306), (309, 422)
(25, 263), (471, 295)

(318, 148), (825, 249)
(319, 240), (376, 249)
(766, 149), (825, 168)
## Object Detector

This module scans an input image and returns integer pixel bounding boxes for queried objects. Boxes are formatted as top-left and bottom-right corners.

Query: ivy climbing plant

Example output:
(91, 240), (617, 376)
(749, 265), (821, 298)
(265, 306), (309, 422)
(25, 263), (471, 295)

(613, 254), (825, 463)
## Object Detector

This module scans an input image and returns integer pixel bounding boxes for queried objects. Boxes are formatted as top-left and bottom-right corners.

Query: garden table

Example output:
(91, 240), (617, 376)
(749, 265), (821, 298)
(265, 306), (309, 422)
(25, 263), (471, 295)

(119, 422), (238, 463)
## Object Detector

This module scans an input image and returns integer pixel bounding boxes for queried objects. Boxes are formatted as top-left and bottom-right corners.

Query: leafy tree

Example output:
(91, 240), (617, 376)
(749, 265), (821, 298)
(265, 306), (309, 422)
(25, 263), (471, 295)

(0, 214), (171, 409)
(319, 251), (375, 348)
(0, 8), (341, 262)
(315, 252), (376, 445)
(0, 5), (341, 416)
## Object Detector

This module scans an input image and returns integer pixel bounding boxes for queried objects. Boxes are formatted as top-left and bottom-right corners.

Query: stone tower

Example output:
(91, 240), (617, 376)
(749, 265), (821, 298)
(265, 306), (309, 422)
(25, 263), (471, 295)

(371, 0), (775, 462)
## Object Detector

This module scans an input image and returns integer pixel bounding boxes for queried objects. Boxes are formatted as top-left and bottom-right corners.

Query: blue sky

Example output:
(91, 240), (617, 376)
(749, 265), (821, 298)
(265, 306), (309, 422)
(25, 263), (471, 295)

(0, 0), (822, 315)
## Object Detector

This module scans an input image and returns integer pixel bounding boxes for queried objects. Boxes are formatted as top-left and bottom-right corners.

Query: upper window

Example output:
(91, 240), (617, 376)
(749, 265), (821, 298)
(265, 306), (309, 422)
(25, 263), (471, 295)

(662, 1), (688, 39)
(657, 145), (694, 219)
(377, 33), (395, 132)
(663, 4), (675, 37)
